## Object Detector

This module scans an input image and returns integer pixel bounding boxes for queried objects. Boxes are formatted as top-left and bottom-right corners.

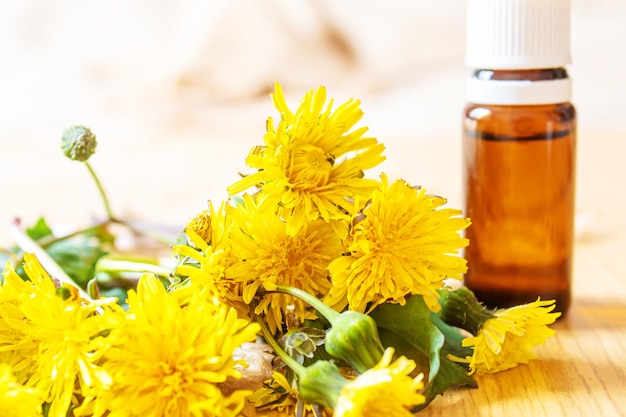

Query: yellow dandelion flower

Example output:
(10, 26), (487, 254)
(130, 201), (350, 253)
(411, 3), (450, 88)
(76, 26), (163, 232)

(462, 298), (561, 375)
(334, 348), (425, 417)
(173, 201), (248, 316)
(0, 363), (42, 417)
(226, 194), (344, 333)
(299, 348), (424, 416)
(228, 83), (385, 235)
(93, 274), (260, 417)
(0, 261), (39, 383)
(1, 254), (119, 417)
(325, 173), (471, 313)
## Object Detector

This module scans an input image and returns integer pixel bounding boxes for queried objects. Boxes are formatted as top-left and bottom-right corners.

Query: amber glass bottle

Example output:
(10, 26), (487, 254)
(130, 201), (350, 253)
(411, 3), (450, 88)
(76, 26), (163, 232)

(462, 0), (576, 315)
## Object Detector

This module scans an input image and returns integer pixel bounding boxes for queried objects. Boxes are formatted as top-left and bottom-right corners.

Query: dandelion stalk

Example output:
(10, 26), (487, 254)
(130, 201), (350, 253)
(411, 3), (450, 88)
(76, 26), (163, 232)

(273, 284), (339, 323)
(95, 258), (172, 279)
(85, 160), (115, 221)
(255, 313), (305, 377)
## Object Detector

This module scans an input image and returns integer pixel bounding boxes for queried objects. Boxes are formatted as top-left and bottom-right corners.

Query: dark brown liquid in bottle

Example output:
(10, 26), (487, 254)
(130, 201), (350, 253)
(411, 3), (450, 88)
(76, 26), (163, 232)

(463, 70), (576, 315)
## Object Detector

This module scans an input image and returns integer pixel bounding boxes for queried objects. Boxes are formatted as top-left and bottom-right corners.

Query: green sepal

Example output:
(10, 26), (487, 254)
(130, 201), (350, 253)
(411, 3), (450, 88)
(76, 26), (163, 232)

(438, 286), (495, 334)
(298, 360), (346, 409)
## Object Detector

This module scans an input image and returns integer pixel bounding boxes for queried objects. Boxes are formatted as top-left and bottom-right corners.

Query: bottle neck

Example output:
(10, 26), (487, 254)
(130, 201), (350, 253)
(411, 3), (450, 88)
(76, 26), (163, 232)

(466, 68), (572, 106)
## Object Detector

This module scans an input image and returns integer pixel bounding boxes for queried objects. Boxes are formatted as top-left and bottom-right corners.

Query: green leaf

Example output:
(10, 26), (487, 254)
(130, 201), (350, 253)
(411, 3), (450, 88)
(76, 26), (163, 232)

(377, 327), (477, 409)
(416, 355), (478, 411)
(370, 295), (443, 383)
(44, 238), (108, 286)
(377, 327), (431, 379)
(26, 217), (54, 240)
(370, 295), (477, 407)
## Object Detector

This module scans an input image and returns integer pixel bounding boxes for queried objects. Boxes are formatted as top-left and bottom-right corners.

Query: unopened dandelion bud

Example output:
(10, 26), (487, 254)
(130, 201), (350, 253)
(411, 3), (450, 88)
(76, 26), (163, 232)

(325, 311), (385, 373)
(87, 278), (101, 300)
(438, 286), (495, 334)
(61, 125), (97, 161)
(299, 360), (346, 409)
(185, 210), (212, 244)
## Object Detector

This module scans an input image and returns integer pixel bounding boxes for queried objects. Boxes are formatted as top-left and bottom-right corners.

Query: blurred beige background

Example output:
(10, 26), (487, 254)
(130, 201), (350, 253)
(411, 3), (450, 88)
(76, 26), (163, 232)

(1, 0), (625, 244)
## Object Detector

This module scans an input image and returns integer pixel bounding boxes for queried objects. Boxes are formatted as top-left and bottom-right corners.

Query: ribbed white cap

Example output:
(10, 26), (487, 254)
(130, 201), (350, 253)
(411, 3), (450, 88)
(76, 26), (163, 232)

(465, 0), (572, 69)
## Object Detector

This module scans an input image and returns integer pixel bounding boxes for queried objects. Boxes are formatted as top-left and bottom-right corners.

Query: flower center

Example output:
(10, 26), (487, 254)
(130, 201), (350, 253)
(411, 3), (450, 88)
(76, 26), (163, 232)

(289, 145), (333, 189)
(158, 361), (191, 398)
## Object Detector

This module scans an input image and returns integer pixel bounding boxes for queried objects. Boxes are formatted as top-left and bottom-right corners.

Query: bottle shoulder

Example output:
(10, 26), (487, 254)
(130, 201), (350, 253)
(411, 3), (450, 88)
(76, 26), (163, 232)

(464, 102), (576, 123)
(463, 102), (576, 139)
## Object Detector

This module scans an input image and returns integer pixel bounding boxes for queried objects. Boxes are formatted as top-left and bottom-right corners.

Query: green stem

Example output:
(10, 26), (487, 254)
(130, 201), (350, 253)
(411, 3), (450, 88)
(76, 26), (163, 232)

(39, 222), (110, 248)
(10, 221), (92, 301)
(274, 284), (340, 324)
(96, 258), (172, 279)
(256, 315), (305, 377)
(85, 161), (114, 221)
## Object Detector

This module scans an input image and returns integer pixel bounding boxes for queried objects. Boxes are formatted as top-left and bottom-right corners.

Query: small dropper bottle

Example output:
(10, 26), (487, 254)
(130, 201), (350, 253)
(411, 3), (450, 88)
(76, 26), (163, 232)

(462, 0), (576, 315)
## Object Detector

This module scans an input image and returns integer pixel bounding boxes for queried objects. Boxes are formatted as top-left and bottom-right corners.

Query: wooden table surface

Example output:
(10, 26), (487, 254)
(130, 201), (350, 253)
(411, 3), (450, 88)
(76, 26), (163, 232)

(1, 121), (625, 416)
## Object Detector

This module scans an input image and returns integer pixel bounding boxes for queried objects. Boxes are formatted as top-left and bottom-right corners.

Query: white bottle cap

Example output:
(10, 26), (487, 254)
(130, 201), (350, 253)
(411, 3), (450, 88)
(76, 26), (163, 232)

(465, 0), (572, 70)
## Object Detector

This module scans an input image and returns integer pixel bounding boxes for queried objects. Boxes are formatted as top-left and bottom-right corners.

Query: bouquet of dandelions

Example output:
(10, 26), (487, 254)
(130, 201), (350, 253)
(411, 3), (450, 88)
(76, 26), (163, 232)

(0, 83), (560, 417)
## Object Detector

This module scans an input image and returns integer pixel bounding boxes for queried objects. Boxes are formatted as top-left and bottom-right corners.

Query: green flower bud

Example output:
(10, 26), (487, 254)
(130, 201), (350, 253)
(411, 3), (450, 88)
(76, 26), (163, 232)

(87, 278), (101, 300)
(61, 125), (97, 161)
(299, 360), (347, 409)
(325, 311), (385, 373)
(438, 286), (495, 334)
